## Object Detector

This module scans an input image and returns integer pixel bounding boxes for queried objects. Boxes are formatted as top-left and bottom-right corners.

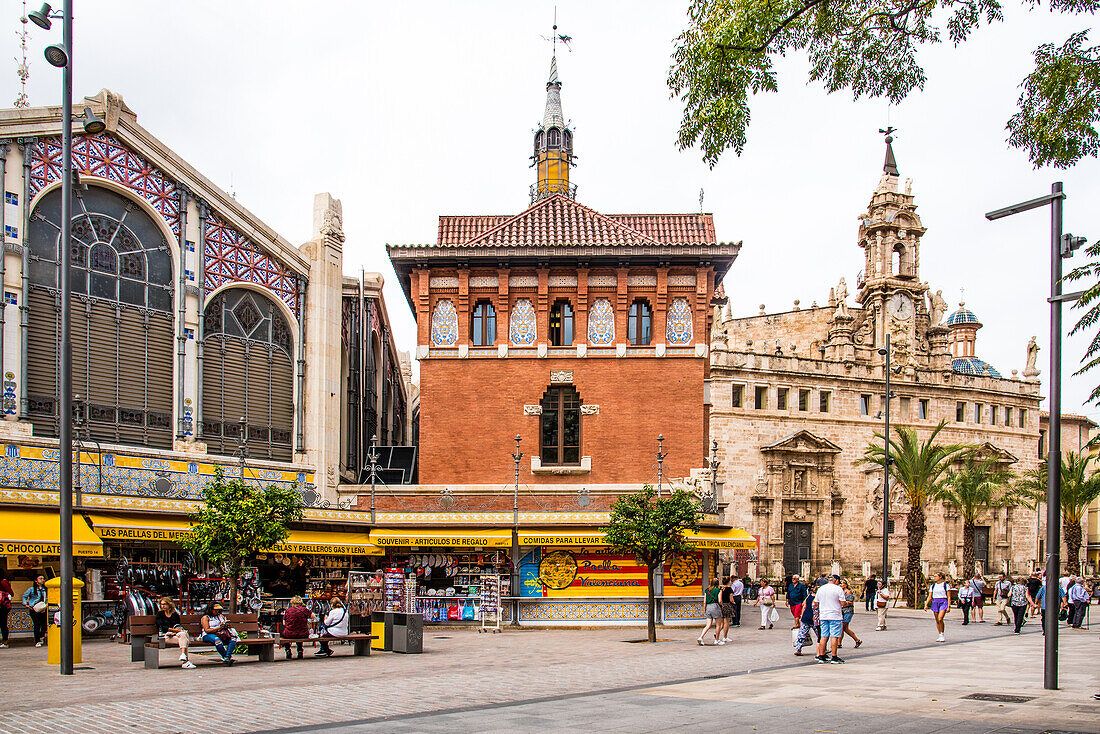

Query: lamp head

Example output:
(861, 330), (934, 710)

(44, 43), (68, 68)
(80, 107), (106, 134)
(877, 347), (888, 356)
(28, 3), (53, 29)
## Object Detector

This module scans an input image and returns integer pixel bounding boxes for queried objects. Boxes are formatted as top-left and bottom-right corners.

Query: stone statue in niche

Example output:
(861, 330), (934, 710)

(834, 278), (850, 319)
(793, 469), (805, 494)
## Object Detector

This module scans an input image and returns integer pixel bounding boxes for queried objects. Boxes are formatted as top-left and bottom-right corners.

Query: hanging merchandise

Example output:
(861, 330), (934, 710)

(479, 573), (502, 633)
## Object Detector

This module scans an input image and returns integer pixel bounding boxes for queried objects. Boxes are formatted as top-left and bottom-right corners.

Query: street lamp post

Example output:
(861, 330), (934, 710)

(877, 333), (892, 584)
(235, 416), (248, 478)
(986, 181), (1086, 691)
(655, 434), (666, 496)
(510, 435), (522, 626)
(368, 434), (380, 524)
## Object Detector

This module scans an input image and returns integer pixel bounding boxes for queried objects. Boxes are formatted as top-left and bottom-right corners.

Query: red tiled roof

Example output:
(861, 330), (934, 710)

(434, 195), (717, 248)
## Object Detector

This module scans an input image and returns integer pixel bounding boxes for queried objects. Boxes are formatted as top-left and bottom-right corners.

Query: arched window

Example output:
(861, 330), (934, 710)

(540, 385), (581, 465)
(26, 185), (174, 448)
(471, 300), (496, 346)
(547, 127), (561, 149)
(201, 288), (294, 461)
(534, 131), (544, 156)
(549, 299), (574, 346)
(563, 130), (573, 155)
(628, 299), (652, 346)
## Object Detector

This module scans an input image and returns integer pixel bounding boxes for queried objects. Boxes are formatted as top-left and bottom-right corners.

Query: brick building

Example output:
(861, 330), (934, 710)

(709, 136), (1054, 579)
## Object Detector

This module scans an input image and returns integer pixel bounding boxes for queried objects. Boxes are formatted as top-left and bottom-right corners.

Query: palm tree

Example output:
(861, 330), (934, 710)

(937, 455), (1013, 577)
(860, 420), (969, 605)
(1013, 451), (1100, 573)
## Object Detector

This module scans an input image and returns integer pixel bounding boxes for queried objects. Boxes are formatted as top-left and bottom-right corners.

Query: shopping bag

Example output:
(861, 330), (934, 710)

(791, 627), (801, 645)
(769, 607), (780, 624)
(462, 603), (475, 621)
(448, 604), (461, 620)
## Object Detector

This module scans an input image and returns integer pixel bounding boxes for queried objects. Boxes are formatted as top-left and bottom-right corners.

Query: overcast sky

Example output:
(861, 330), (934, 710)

(10, 1), (1099, 418)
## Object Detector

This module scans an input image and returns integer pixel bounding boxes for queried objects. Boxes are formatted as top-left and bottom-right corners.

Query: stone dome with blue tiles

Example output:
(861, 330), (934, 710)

(946, 305), (981, 326)
(952, 357), (1001, 378)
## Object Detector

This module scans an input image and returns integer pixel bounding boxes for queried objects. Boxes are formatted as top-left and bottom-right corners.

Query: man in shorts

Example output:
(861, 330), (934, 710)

(813, 574), (847, 663)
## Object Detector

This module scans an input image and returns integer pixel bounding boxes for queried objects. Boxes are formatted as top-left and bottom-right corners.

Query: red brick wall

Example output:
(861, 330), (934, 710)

(419, 357), (706, 485)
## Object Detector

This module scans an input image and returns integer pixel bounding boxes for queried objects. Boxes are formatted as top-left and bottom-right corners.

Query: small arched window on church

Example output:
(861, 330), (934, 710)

(549, 299), (574, 346)
(892, 245), (904, 276)
(534, 131), (544, 156)
(563, 130), (573, 155)
(471, 300), (496, 346)
(547, 127), (561, 149)
(540, 385), (581, 465)
(628, 298), (652, 346)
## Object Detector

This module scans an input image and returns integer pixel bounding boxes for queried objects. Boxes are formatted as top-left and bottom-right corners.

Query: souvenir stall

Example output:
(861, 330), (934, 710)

(367, 528), (512, 625)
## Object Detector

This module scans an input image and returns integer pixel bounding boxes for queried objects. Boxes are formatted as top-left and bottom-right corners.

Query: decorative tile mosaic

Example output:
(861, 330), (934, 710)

(663, 601), (705, 620)
(667, 274), (697, 286)
(627, 274), (657, 287)
(2, 371), (16, 416)
(509, 299), (537, 345)
(468, 275), (499, 288)
(666, 297), (693, 345)
(587, 298), (615, 345)
(587, 274), (616, 287)
(4, 192), (17, 206)
(429, 276), (459, 288)
(509, 275), (538, 288)
(548, 275), (577, 287)
(204, 213), (300, 316)
(430, 299), (458, 346)
(29, 134), (180, 234)
(520, 601), (648, 621)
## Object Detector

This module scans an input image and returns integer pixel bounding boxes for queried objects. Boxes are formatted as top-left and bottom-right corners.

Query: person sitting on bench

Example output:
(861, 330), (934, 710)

(200, 602), (236, 665)
(281, 595), (311, 659)
(156, 597), (195, 669)
(315, 598), (348, 657)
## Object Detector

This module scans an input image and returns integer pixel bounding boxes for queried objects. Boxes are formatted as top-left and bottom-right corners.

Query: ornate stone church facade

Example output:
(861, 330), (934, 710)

(709, 138), (1050, 578)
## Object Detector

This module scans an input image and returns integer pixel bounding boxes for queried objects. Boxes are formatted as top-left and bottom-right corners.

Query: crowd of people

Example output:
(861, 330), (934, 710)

(697, 569), (1098, 664)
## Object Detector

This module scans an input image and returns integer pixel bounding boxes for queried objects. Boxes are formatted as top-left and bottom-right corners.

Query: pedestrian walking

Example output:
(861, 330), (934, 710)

(837, 578), (863, 649)
(786, 575), (808, 629)
(813, 572), (828, 589)
(793, 586), (818, 656)
(969, 573), (987, 623)
(0, 568), (12, 648)
(874, 579), (890, 630)
(863, 574), (878, 612)
(926, 572), (951, 643)
(729, 575), (744, 627)
(1034, 580), (1066, 636)
(21, 574), (48, 648)
(718, 577), (735, 643)
(957, 577), (973, 625)
(993, 573), (1012, 626)
(813, 574), (846, 663)
(756, 579), (777, 630)
(1068, 576), (1090, 629)
(1026, 571), (1042, 617)
(1009, 576), (1029, 634)
(698, 577), (722, 645)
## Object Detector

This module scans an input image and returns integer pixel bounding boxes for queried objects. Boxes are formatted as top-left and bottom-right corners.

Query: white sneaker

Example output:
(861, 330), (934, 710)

(34, 641), (43, 648)
(936, 634), (945, 643)
(179, 653), (188, 661)
(181, 661), (197, 669)
(0, 642), (8, 648)
(724, 637), (733, 642)
(717, 639), (725, 645)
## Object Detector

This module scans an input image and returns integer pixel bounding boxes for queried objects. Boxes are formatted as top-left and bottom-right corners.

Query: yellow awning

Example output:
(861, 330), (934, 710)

(683, 528), (757, 550)
(518, 529), (608, 546)
(270, 530), (383, 556)
(0, 508), (103, 557)
(369, 527), (511, 548)
(87, 513), (193, 542)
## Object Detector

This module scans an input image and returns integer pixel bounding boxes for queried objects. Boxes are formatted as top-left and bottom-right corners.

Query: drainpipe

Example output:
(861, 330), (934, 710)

(175, 188), (188, 440)
(195, 201), (207, 441)
(296, 277), (305, 454)
(0, 143), (8, 398)
(19, 140), (32, 418)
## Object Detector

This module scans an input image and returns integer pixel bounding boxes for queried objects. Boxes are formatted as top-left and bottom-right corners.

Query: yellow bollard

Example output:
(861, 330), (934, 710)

(46, 577), (83, 665)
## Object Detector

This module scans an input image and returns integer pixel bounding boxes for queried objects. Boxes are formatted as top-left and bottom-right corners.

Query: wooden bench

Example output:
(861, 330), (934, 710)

(130, 614), (279, 668)
(306, 633), (376, 657)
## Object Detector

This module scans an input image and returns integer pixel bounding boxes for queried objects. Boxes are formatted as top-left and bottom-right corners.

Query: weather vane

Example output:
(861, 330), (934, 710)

(15, 0), (30, 108)
(878, 125), (897, 140)
(540, 7), (572, 55)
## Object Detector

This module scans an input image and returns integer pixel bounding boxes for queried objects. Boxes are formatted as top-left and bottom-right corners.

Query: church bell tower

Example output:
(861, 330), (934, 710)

(530, 55), (575, 203)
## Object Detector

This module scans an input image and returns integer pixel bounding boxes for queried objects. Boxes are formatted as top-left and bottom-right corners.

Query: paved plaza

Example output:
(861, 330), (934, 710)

(1, 608), (1096, 733)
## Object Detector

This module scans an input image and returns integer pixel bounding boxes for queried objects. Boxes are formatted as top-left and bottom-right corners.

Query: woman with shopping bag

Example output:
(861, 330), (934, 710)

(756, 579), (777, 630)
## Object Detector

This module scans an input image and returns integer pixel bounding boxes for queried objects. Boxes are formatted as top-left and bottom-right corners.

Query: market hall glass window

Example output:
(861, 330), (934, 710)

(201, 288), (295, 462)
(628, 299), (652, 346)
(540, 385), (581, 465)
(549, 299), (574, 346)
(26, 185), (175, 448)
(471, 300), (496, 346)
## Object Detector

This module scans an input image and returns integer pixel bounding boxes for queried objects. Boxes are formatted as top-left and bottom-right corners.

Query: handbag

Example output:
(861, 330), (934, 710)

(33, 601), (47, 613)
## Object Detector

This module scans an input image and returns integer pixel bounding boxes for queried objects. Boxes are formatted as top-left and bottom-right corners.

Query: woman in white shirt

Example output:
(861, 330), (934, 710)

(874, 579), (890, 631)
(924, 572), (951, 643)
(315, 598), (349, 657)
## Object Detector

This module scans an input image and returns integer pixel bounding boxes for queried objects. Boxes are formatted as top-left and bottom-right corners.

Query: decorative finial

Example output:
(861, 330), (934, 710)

(541, 7), (573, 57)
(15, 1), (30, 108)
(878, 126), (899, 176)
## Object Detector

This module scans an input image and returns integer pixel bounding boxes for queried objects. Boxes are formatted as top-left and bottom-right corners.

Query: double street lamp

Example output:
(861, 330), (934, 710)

(28, 0), (105, 676)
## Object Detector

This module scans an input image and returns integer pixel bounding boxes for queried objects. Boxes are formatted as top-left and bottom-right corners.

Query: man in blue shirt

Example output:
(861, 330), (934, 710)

(787, 575), (808, 629)
(729, 576), (745, 627)
(1035, 581), (1066, 635)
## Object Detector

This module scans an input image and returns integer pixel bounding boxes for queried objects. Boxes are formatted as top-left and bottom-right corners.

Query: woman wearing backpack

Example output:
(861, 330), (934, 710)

(925, 572), (951, 643)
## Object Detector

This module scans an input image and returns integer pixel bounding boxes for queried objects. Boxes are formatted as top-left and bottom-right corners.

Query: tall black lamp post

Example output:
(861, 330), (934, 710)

(876, 333), (893, 582)
(28, 0), (105, 677)
(510, 435), (522, 626)
(986, 182), (1086, 691)
(655, 434), (666, 496)
(367, 434), (380, 524)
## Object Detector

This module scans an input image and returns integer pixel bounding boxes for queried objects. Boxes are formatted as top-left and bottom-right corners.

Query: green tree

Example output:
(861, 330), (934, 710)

(859, 420), (969, 605)
(937, 454), (1014, 577)
(601, 485), (702, 642)
(183, 469), (303, 612)
(1013, 451), (1100, 572)
(668, 0), (1100, 169)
